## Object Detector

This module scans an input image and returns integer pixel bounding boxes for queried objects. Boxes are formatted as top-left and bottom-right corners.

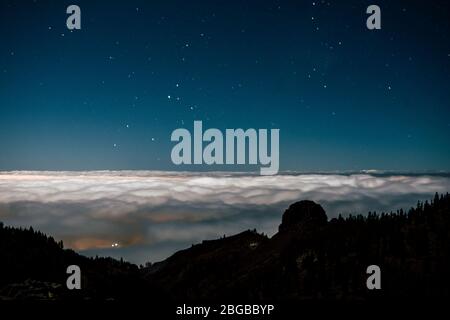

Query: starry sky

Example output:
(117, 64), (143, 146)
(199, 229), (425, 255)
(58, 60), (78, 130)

(1, 0), (449, 172)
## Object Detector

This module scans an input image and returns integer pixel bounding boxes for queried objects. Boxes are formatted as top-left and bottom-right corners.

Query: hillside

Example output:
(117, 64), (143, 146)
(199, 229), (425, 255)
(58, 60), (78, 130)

(1, 193), (449, 300)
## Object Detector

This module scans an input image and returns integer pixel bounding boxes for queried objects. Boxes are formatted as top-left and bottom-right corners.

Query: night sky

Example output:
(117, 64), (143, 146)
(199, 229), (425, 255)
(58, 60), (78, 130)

(1, 0), (449, 172)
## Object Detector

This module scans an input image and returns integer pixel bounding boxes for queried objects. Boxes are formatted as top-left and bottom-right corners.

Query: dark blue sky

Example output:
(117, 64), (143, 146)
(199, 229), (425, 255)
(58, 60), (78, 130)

(1, 0), (449, 172)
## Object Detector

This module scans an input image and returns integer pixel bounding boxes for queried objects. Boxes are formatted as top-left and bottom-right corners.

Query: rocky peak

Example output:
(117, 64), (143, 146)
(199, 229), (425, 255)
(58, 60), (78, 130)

(278, 200), (327, 232)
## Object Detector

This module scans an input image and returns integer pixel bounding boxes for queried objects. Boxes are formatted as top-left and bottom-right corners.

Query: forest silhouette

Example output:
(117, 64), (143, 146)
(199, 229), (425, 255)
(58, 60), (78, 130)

(0, 193), (449, 301)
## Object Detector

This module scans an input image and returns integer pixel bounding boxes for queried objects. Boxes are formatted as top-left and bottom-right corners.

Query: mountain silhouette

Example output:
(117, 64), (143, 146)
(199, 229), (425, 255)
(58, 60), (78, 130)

(279, 200), (327, 231)
(1, 193), (449, 301)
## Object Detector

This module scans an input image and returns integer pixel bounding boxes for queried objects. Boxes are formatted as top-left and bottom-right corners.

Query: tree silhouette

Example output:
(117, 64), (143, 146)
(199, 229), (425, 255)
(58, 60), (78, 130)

(1, 193), (449, 300)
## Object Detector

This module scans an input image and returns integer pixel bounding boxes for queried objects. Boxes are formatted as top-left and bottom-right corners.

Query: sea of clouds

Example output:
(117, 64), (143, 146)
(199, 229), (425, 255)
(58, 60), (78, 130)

(0, 171), (449, 264)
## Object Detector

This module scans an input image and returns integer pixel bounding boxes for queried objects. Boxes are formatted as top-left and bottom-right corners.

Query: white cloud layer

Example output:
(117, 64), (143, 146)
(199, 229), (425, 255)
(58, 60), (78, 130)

(0, 171), (449, 264)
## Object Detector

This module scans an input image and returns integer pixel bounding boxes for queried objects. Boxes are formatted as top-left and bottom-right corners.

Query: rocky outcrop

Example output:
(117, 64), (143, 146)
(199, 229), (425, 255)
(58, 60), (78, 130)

(278, 200), (328, 232)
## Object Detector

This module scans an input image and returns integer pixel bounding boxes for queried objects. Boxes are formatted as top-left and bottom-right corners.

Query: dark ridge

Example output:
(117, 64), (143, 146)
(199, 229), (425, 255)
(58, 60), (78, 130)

(0, 193), (449, 301)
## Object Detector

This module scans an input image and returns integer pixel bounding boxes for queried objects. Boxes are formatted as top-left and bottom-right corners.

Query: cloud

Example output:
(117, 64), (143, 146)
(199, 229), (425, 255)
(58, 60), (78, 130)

(0, 171), (449, 264)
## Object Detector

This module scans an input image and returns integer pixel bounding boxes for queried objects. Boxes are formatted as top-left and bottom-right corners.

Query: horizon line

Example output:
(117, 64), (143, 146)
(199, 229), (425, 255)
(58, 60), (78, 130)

(1, 169), (450, 176)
